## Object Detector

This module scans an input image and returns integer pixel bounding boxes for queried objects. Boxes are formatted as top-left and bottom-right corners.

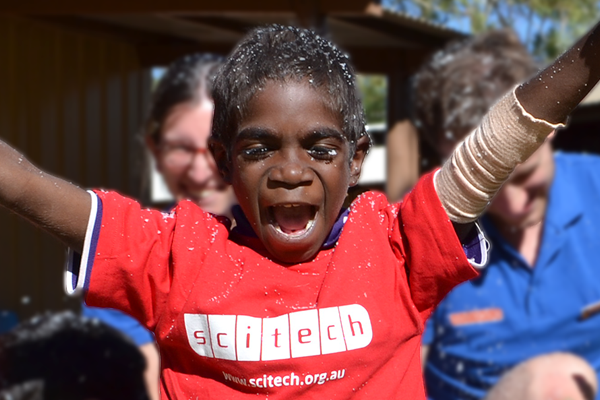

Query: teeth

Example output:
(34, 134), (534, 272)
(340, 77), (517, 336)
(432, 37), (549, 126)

(198, 190), (213, 199)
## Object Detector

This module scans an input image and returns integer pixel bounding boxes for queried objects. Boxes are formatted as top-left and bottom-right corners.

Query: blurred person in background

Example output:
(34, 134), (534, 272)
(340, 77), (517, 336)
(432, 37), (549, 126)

(413, 29), (600, 400)
(143, 53), (236, 218)
(0, 311), (149, 400)
(82, 53), (237, 400)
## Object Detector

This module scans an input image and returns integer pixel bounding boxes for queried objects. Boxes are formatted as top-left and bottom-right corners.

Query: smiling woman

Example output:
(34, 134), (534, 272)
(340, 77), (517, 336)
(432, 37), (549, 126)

(145, 54), (237, 218)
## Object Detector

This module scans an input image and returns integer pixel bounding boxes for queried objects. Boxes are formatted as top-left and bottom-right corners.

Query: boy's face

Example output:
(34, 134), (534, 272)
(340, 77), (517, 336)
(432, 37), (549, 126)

(219, 80), (365, 264)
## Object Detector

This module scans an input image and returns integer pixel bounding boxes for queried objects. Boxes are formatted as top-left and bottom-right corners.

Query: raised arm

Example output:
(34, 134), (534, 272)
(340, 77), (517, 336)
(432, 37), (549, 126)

(436, 21), (600, 224)
(516, 22), (600, 124)
(0, 139), (90, 252)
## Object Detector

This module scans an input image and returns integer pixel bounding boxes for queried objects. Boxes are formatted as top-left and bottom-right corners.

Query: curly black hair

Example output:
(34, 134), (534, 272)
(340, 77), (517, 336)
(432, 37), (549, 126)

(211, 24), (370, 159)
(0, 311), (148, 400)
(413, 29), (538, 151)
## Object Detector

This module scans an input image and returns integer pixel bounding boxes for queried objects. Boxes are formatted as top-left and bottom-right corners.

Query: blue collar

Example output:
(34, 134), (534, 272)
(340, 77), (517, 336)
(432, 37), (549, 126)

(546, 153), (583, 230)
(231, 205), (349, 249)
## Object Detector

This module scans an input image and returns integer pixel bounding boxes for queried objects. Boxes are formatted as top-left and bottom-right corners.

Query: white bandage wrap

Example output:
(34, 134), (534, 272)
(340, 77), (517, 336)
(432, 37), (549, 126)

(436, 88), (565, 223)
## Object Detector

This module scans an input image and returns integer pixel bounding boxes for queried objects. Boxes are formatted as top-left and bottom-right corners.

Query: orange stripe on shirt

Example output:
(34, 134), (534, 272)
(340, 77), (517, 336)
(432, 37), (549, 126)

(449, 308), (504, 326)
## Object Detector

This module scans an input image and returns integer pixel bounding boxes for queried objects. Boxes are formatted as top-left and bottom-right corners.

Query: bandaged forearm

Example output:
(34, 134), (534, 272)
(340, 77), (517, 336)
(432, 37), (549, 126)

(436, 88), (564, 223)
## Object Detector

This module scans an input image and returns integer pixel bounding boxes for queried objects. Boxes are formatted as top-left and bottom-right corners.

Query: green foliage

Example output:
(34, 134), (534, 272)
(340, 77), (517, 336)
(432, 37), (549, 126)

(386, 0), (600, 61)
(357, 74), (387, 125)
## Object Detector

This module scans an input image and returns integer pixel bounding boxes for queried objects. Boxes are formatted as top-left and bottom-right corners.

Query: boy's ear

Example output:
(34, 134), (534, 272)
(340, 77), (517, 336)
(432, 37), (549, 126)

(209, 139), (232, 184)
(349, 134), (371, 187)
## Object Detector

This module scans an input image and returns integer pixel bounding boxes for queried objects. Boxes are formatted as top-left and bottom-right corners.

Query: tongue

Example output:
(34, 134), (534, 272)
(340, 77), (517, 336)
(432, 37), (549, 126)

(273, 206), (313, 234)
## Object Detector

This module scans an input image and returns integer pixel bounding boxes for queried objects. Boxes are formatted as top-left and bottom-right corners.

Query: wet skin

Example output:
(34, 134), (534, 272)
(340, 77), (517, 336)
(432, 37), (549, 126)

(215, 80), (367, 264)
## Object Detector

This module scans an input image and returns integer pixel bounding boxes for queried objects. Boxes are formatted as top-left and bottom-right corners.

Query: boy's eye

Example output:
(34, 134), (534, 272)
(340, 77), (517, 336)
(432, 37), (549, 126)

(161, 143), (193, 153)
(307, 146), (338, 160)
(242, 145), (272, 159)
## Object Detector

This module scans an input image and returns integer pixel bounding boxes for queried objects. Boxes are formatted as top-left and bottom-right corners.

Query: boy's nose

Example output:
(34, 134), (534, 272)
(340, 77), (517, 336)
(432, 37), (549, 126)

(268, 159), (314, 186)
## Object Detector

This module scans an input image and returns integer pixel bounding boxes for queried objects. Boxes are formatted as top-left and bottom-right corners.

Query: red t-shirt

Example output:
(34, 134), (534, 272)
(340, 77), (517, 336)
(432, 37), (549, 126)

(72, 171), (478, 399)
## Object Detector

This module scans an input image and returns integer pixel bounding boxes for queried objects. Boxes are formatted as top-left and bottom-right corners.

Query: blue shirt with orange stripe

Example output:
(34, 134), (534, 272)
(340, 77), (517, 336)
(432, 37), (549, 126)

(423, 152), (600, 400)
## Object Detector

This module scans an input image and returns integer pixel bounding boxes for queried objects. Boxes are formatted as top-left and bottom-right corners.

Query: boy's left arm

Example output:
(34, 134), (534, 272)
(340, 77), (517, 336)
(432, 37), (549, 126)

(436, 20), (600, 226)
(516, 22), (600, 125)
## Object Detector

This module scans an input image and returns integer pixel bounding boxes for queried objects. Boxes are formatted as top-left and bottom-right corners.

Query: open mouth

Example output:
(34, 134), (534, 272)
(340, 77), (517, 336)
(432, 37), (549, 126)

(270, 204), (317, 237)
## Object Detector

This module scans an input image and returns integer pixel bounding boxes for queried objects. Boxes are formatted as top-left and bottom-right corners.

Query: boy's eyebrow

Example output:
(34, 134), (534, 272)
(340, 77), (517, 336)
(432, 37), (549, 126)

(235, 127), (275, 142)
(304, 128), (346, 142)
(235, 127), (346, 142)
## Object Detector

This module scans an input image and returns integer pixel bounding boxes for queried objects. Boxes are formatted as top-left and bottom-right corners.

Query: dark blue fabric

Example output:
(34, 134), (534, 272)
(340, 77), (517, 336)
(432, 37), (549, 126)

(423, 153), (600, 400)
(462, 223), (485, 266)
(81, 304), (154, 346)
(0, 310), (18, 334)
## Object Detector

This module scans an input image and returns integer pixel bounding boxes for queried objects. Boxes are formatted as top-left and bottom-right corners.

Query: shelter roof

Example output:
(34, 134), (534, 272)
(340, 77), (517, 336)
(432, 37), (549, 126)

(3, 1), (465, 67)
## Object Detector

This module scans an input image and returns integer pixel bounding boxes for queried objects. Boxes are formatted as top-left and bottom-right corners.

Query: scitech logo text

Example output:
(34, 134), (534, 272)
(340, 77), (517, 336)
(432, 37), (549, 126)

(184, 304), (373, 361)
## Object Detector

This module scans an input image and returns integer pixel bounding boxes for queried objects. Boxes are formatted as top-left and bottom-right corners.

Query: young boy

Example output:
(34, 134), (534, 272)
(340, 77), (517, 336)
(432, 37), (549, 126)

(0, 23), (599, 399)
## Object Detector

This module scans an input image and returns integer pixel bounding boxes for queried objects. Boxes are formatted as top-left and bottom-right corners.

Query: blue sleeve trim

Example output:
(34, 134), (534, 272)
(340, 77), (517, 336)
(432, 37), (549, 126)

(64, 191), (103, 296)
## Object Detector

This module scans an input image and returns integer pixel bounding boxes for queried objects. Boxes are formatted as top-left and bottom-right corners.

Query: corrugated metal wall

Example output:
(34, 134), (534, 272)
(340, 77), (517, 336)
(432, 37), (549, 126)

(0, 17), (151, 319)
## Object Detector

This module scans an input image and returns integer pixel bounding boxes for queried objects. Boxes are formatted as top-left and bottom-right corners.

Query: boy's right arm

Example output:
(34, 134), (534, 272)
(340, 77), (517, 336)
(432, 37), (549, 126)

(0, 139), (90, 253)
